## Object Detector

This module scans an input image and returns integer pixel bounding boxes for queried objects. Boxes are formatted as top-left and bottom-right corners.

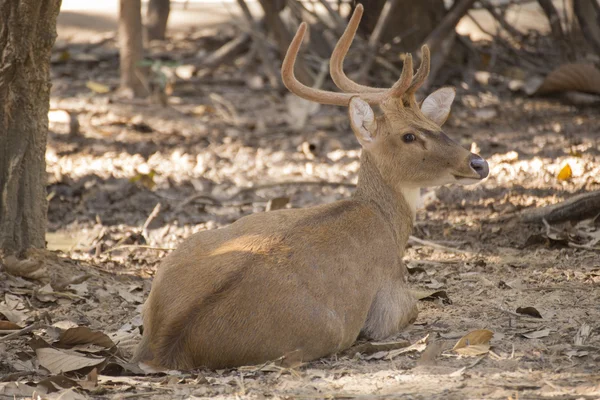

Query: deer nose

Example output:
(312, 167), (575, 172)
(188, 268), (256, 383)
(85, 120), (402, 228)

(469, 155), (489, 179)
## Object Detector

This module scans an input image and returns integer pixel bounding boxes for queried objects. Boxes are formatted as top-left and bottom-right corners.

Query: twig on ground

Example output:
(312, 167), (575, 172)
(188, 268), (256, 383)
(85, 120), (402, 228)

(466, 355), (486, 369)
(103, 245), (174, 253)
(176, 194), (222, 210)
(142, 202), (161, 233)
(408, 259), (460, 266)
(118, 391), (169, 399)
(568, 242), (600, 251)
(408, 236), (472, 255)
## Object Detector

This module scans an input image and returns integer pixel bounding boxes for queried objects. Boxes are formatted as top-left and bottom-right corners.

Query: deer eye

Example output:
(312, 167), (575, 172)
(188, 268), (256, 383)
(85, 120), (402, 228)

(402, 133), (417, 143)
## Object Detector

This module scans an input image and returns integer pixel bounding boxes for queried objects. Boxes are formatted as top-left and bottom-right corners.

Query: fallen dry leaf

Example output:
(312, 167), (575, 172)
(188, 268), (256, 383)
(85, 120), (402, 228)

(565, 349), (589, 358)
(574, 323), (592, 346)
(0, 304), (29, 325)
(516, 306), (543, 319)
(67, 282), (89, 297)
(37, 283), (58, 303)
(36, 347), (106, 374)
(86, 81), (110, 94)
(80, 368), (99, 391)
(56, 326), (116, 349)
(36, 375), (80, 394)
(386, 334), (429, 359)
(521, 328), (551, 339)
(454, 344), (490, 356)
(0, 320), (22, 330)
(4, 293), (23, 309)
(117, 287), (144, 304)
(0, 382), (36, 397)
(342, 339), (410, 358)
(411, 289), (452, 304)
(557, 163), (572, 181)
(453, 329), (493, 357)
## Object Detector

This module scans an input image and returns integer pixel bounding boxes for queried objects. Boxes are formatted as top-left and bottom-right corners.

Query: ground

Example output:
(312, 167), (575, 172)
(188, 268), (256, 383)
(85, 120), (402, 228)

(1, 3), (600, 400)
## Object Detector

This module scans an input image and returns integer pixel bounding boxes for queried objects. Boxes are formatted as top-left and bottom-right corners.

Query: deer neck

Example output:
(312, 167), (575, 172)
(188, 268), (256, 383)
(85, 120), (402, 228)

(352, 152), (417, 249)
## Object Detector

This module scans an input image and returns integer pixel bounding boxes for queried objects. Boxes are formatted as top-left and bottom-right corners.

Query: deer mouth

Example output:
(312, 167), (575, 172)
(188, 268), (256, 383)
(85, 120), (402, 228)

(452, 174), (484, 185)
(452, 174), (481, 180)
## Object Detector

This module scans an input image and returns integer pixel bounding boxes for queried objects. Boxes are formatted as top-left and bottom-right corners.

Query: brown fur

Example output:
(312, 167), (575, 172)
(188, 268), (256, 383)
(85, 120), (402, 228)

(132, 97), (485, 369)
(133, 12), (488, 370)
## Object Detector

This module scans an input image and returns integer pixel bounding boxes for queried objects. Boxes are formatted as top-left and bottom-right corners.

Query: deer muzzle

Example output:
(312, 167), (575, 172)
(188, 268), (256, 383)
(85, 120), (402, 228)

(469, 154), (489, 179)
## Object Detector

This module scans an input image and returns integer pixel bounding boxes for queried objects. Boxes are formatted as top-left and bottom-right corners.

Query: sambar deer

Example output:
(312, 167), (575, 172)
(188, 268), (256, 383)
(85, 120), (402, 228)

(133, 4), (489, 370)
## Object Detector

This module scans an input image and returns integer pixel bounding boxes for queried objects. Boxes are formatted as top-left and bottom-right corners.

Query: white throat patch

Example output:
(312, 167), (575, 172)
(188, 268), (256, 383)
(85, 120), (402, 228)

(399, 187), (421, 220)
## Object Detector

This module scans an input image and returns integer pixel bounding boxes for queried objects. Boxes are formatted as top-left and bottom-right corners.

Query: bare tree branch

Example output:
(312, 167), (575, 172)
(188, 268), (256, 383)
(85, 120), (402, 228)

(573, 0), (600, 55)
(423, 0), (477, 54)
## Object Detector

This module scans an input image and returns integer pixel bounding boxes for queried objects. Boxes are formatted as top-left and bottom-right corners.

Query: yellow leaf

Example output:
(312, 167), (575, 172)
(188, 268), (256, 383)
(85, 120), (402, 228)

(86, 81), (110, 94)
(453, 329), (493, 354)
(58, 50), (71, 62)
(129, 170), (157, 189)
(557, 163), (572, 181)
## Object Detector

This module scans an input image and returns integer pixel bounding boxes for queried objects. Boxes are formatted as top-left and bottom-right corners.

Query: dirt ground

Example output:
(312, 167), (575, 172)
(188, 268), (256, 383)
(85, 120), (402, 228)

(1, 7), (600, 400)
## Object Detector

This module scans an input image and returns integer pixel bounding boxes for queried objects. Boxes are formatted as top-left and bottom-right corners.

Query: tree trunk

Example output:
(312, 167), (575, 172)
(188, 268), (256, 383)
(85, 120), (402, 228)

(258, 0), (314, 85)
(119, 0), (147, 97)
(572, 0), (600, 55)
(0, 0), (62, 256)
(354, 0), (446, 52)
(146, 0), (170, 41)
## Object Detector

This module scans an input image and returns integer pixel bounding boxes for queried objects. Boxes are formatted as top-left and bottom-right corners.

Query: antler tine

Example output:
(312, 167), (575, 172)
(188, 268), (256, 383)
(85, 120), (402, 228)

(387, 54), (414, 99)
(406, 45), (431, 95)
(330, 4), (385, 93)
(281, 22), (386, 106)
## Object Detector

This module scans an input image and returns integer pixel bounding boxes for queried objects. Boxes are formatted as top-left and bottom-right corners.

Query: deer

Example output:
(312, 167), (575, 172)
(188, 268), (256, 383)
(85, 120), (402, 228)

(132, 4), (489, 370)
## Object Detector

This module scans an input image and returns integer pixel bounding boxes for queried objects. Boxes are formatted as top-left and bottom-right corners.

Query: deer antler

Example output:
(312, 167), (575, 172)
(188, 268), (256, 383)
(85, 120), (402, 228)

(406, 46), (430, 95)
(282, 16), (431, 106)
(330, 4), (385, 93)
(388, 54), (414, 99)
(329, 4), (430, 100)
(282, 23), (388, 106)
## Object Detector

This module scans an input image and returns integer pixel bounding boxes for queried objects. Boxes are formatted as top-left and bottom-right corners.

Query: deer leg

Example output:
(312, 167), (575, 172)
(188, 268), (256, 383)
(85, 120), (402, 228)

(360, 279), (418, 340)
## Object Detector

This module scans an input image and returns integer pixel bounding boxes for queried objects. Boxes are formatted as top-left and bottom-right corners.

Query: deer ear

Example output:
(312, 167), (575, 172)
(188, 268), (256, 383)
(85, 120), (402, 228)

(421, 87), (455, 126)
(349, 97), (378, 148)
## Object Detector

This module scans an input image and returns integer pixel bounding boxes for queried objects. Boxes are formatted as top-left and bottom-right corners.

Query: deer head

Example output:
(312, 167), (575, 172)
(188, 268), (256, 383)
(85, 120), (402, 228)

(282, 4), (489, 192)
